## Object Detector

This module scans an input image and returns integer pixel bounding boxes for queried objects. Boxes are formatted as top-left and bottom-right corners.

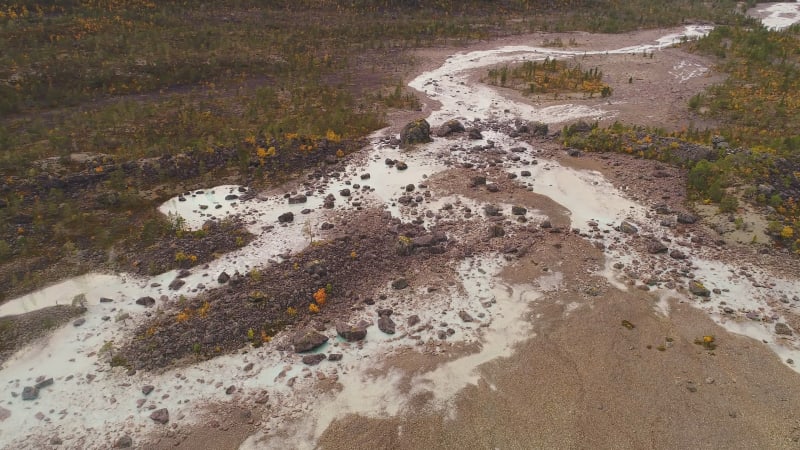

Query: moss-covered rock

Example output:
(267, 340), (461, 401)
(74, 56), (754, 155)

(400, 119), (432, 147)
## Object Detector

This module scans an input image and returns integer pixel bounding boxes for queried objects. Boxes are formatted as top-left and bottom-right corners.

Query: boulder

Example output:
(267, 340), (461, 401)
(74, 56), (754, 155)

(470, 176), (486, 187)
(689, 281), (710, 297)
(775, 323), (793, 336)
(512, 206), (527, 216)
(483, 204), (501, 216)
(292, 330), (329, 353)
(468, 128), (483, 140)
(677, 213), (697, 224)
(400, 119), (432, 147)
(411, 232), (447, 248)
(646, 239), (668, 254)
(302, 354), (326, 366)
(336, 321), (367, 342)
(391, 278), (409, 290)
(150, 408), (169, 425)
(378, 316), (396, 334)
(278, 212), (294, 223)
(116, 435), (133, 448)
(135, 296), (155, 307)
(488, 225), (505, 238)
(619, 221), (638, 234)
(21, 386), (38, 401)
(35, 378), (53, 389)
(435, 119), (465, 137)
(288, 194), (307, 204)
(168, 278), (185, 291)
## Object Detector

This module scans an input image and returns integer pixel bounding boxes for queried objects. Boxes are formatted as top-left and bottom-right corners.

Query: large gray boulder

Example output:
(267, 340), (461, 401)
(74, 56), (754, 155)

(434, 119), (465, 137)
(336, 321), (368, 342)
(292, 330), (329, 353)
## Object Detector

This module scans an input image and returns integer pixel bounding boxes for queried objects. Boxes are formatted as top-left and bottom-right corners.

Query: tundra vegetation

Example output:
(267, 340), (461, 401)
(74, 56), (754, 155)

(564, 17), (800, 252)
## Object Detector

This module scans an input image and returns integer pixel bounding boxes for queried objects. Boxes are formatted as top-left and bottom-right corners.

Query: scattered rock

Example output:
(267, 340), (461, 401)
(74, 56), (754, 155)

(73, 318), (86, 327)
(407, 315), (420, 327)
(540, 219), (552, 229)
(677, 213), (697, 224)
(458, 311), (474, 322)
(168, 278), (185, 290)
(488, 224), (505, 238)
(395, 161), (408, 170)
(135, 296), (156, 307)
(302, 354), (326, 366)
(471, 175), (486, 187)
(391, 278), (409, 290)
(115, 435), (133, 448)
(35, 378), (53, 389)
(620, 221), (638, 234)
(483, 204), (501, 216)
(288, 194), (307, 204)
(142, 385), (155, 396)
(21, 386), (38, 400)
(336, 321), (367, 342)
(292, 330), (329, 353)
(669, 250), (687, 260)
(689, 281), (710, 297)
(217, 272), (230, 284)
(435, 119), (465, 137)
(328, 353), (343, 362)
(378, 316), (396, 334)
(150, 408), (169, 424)
(775, 323), (793, 336)
(511, 206), (527, 216)
(225, 385), (236, 395)
(646, 239), (668, 254)
(278, 212), (294, 223)
(0, 407), (10, 422)
(99, 297), (114, 303)
(468, 128), (483, 140)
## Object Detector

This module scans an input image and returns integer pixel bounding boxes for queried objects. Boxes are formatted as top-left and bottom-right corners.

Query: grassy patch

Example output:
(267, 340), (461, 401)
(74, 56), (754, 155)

(486, 58), (612, 98)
